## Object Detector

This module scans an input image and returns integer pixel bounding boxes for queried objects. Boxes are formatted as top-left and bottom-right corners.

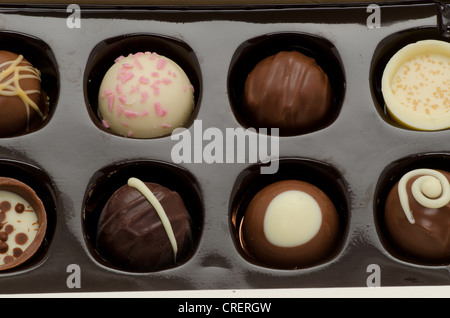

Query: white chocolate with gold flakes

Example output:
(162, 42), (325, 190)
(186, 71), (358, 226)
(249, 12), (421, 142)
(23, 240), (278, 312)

(98, 52), (195, 139)
(382, 40), (450, 131)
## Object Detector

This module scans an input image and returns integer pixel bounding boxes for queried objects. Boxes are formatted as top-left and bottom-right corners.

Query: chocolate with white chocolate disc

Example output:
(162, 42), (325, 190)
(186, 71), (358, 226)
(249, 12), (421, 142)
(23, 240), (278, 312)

(385, 169), (450, 262)
(240, 180), (339, 269)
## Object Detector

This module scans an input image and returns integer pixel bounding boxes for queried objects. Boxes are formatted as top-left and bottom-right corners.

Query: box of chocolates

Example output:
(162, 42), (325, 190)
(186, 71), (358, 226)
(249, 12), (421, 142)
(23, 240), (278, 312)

(0, 0), (449, 295)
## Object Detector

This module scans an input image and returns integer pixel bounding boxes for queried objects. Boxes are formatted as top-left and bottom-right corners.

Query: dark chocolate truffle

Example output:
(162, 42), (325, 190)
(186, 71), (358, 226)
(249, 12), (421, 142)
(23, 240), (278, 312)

(96, 177), (193, 272)
(240, 180), (339, 269)
(242, 51), (333, 136)
(384, 168), (450, 263)
(0, 177), (47, 271)
(0, 51), (49, 137)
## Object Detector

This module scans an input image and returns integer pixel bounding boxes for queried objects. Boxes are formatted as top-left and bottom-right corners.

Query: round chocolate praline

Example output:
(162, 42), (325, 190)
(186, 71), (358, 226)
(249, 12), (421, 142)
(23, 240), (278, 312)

(0, 177), (47, 271)
(242, 51), (333, 136)
(240, 180), (339, 269)
(97, 52), (195, 139)
(96, 179), (193, 272)
(384, 169), (450, 263)
(0, 51), (49, 137)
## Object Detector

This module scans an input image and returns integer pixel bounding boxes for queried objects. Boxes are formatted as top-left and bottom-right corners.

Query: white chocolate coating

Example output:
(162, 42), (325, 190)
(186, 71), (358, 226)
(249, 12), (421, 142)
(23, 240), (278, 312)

(382, 40), (450, 131)
(0, 190), (39, 266)
(398, 169), (450, 224)
(263, 190), (322, 247)
(98, 52), (195, 138)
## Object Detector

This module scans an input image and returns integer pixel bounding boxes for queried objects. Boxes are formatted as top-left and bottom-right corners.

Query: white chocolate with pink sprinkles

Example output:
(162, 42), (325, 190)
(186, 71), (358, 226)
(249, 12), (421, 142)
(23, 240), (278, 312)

(98, 52), (195, 138)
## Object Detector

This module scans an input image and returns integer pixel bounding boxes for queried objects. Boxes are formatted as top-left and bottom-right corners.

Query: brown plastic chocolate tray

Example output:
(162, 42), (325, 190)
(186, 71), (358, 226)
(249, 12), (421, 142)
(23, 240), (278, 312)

(0, 1), (449, 295)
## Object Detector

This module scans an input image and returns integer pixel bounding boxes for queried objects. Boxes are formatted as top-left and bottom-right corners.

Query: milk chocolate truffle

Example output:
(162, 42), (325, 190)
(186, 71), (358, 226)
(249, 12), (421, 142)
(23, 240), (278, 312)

(240, 180), (339, 269)
(381, 40), (450, 131)
(0, 177), (47, 271)
(385, 169), (450, 262)
(0, 51), (49, 137)
(98, 52), (195, 139)
(242, 51), (333, 135)
(96, 177), (193, 272)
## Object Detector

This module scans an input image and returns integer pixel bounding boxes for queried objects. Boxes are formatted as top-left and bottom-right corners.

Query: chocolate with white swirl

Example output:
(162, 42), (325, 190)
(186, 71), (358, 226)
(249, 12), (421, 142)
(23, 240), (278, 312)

(0, 51), (49, 137)
(385, 169), (450, 262)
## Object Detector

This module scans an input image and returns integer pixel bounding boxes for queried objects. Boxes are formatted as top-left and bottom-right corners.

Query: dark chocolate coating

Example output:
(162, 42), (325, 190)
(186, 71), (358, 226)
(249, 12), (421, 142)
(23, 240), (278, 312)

(385, 170), (450, 263)
(242, 51), (333, 135)
(240, 180), (339, 269)
(96, 182), (193, 272)
(0, 51), (49, 137)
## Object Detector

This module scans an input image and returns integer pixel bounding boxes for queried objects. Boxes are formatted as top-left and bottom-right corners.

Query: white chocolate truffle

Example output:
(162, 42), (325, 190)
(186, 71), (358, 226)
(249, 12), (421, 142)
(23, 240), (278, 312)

(98, 52), (195, 138)
(381, 40), (450, 131)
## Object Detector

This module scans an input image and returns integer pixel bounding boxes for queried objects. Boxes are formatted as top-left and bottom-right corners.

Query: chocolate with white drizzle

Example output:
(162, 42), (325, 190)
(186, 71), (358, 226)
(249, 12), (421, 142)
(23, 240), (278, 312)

(0, 51), (49, 137)
(96, 178), (193, 272)
(385, 169), (450, 262)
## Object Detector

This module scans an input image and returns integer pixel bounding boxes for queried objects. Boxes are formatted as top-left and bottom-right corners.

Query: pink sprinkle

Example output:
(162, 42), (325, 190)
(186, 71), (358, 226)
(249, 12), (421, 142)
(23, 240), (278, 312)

(182, 85), (187, 92)
(140, 110), (149, 117)
(123, 63), (134, 69)
(119, 72), (134, 84)
(124, 110), (139, 118)
(115, 56), (125, 63)
(128, 131), (133, 137)
(134, 56), (143, 70)
(162, 78), (172, 85)
(121, 121), (130, 127)
(139, 76), (150, 84)
(141, 91), (149, 103)
(116, 84), (122, 94)
(135, 52), (144, 57)
(104, 89), (114, 95)
(151, 72), (159, 77)
(102, 120), (110, 128)
(151, 84), (160, 96)
(108, 94), (115, 111)
(189, 84), (194, 93)
(129, 85), (140, 94)
(119, 94), (127, 104)
(157, 58), (167, 70)
(155, 102), (168, 117)
(118, 105), (123, 116)
(161, 124), (172, 128)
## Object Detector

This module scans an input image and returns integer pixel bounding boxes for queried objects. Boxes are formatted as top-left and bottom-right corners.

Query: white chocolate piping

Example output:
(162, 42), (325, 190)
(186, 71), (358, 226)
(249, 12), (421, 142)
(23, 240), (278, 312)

(127, 177), (178, 262)
(398, 169), (450, 224)
(0, 55), (45, 126)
